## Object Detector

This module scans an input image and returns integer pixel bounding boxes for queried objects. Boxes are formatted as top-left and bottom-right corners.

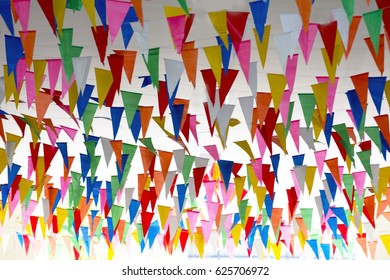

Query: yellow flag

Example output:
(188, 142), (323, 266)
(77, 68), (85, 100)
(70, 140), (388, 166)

(253, 25), (271, 68)
(0, 203), (7, 224)
(305, 166), (316, 195)
(204, 45), (222, 87)
(267, 73), (286, 112)
(158, 205), (171, 229)
(274, 123), (287, 153)
(255, 186), (267, 210)
(194, 231), (205, 257)
(68, 80), (78, 115)
(234, 140), (255, 159)
(6, 133), (22, 150)
(208, 10), (228, 48)
(33, 60), (46, 94)
(173, 228), (182, 249)
(312, 109), (322, 139)
(212, 162), (220, 181)
(82, 0), (96, 29)
(378, 167), (390, 201)
(164, 6), (189, 18)
(335, 33), (344, 65)
(19, 178), (33, 204)
(3, 65), (17, 104)
(0, 149), (7, 174)
(298, 229), (306, 249)
(231, 224), (242, 246)
(56, 207), (68, 233)
(234, 176), (246, 202)
(95, 68), (113, 108)
(312, 82), (328, 123)
(39, 216), (47, 239)
(380, 235), (390, 256)
(247, 164), (258, 188)
(270, 242), (282, 260)
(53, 0), (67, 37)
(321, 45), (341, 84)
(108, 244), (115, 260)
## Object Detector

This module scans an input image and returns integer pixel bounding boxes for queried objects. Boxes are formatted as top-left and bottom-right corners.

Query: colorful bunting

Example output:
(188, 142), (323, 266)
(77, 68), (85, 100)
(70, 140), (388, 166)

(0, 0), (388, 261)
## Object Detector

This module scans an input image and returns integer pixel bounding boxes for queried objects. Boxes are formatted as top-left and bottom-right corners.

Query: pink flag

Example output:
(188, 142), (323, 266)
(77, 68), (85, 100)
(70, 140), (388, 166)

(187, 210), (199, 234)
(314, 149), (327, 177)
(298, 23), (318, 64)
(204, 145), (219, 161)
(60, 176), (71, 203)
(166, 15), (187, 53)
(286, 53), (298, 91)
(290, 119), (300, 152)
(279, 89), (293, 126)
(47, 59), (62, 95)
(14, 0), (31, 32)
(16, 58), (27, 91)
(353, 171), (366, 198)
(233, 40), (251, 82)
(106, 0), (131, 44)
(25, 71), (36, 108)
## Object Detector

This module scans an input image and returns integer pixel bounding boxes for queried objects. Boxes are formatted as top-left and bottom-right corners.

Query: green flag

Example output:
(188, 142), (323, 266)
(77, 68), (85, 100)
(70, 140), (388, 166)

(182, 155), (195, 184)
(121, 91), (142, 128)
(363, 9), (383, 54)
(142, 48), (160, 89)
(58, 28), (83, 82)
(82, 102), (98, 137)
(298, 93), (316, 128)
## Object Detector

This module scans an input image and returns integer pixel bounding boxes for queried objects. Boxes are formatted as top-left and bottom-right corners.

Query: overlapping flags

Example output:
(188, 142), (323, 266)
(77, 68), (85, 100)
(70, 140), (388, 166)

(0, 0), (389, 260)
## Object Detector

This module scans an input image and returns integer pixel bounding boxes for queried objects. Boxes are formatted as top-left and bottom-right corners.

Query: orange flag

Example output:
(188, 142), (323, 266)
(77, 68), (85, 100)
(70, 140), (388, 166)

(36, 90), (53, 126)
(19, 31), (36, 69)
(364, 34), (385, 75)
(345, 16), (362, 58)
(132, 0), (144, 27)
(181, 41), (198, 88)
(351, 72), (369, 112)
(296, 0), (312, 32)
(114, 50), (137, 84)
(139, 106), (154, 139)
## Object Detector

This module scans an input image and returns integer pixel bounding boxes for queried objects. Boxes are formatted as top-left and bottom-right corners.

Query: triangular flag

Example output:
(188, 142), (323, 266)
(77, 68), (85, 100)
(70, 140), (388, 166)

(203, 46), (222, 87)
(106, 0), (130, 43)
(94, 68), (113, 108)
(318, 21), (338, 63)
(268, 73), (286, 112)
(166, 15), (186, 53)
(181, 42), (198, 88)
(364, 34), (385, 75)
(139, 106), (154, 139)
(233, 40), (251, 82)
(345, 16), (362, 58)
(250, 0), (269, 42)
(299, 23), (318, 64)
(208, 10), (228, 48)
(0, 0), (15, 35)
(363, 9), (383, 55)
(142, 48), (160, 89)
(72, 56), (91, 94)
(296, 0), (312, 32)
(19, 31), (35, 69)
(254, 25), (271, 68)
(298, 93), (316, 128)
(226, 11), (249, 43)
(368, 76), (386, 114)
(92, 25), (109, 64)
(164, 58), (184, 99)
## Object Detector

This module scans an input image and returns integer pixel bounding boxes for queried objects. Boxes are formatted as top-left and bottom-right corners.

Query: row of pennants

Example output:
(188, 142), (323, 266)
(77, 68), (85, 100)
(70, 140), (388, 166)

(0, 0), (390, 259)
